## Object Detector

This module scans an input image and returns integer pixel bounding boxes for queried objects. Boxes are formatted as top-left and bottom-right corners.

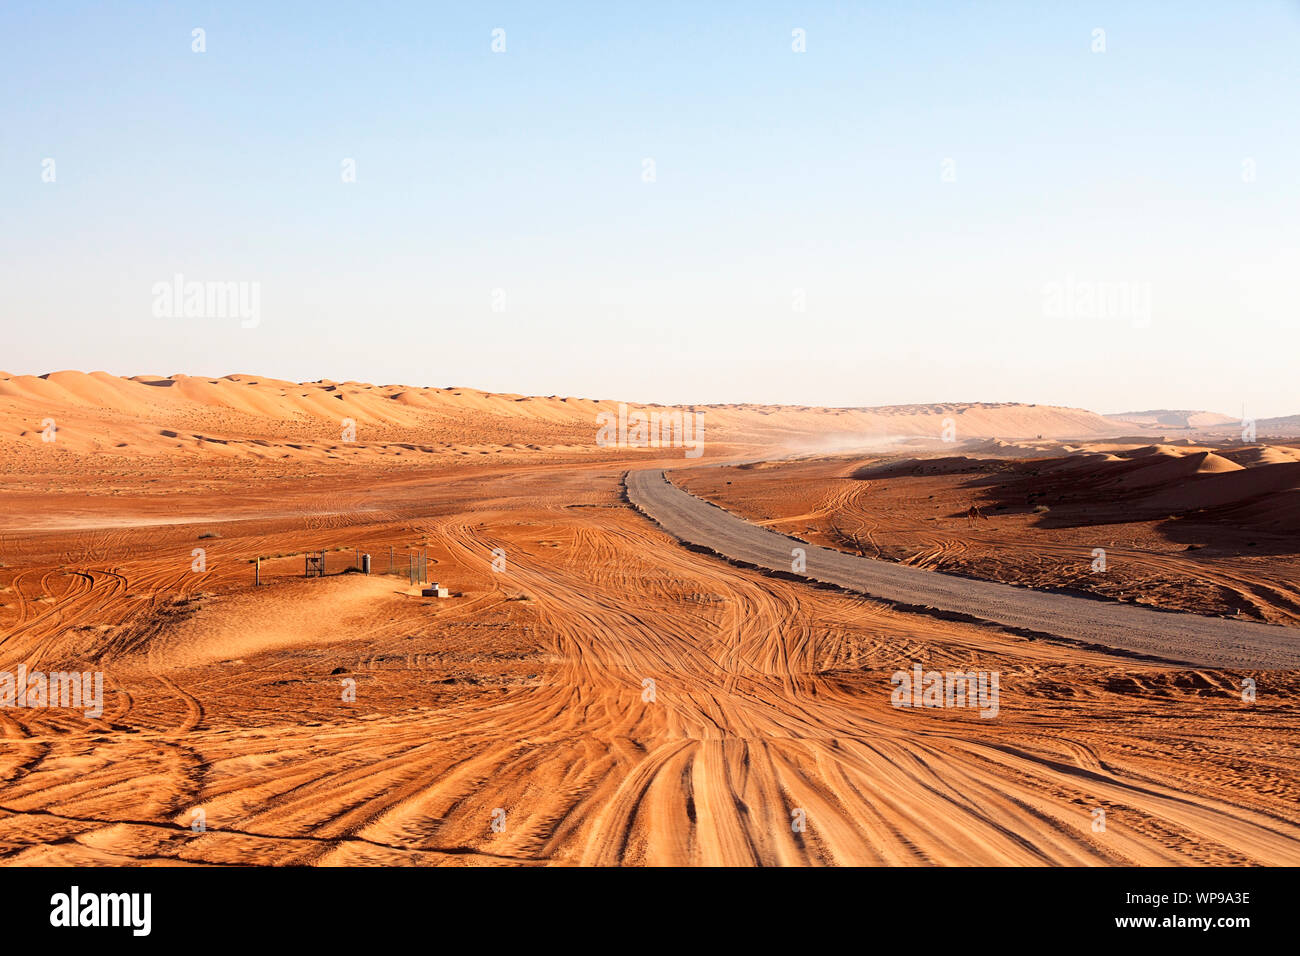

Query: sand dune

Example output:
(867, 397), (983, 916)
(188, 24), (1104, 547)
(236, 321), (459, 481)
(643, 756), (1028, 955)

(861, 444), (1300, 533)
(1138, 461), (1300, 515)
(1, 370), (1129, 465)
(1221, 445), (1300, 467)
(152, 575), (404, 668)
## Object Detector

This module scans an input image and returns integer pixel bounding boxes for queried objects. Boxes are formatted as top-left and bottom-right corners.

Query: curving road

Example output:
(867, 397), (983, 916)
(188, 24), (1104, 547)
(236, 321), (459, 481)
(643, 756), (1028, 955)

(626, 468), (1300, 670)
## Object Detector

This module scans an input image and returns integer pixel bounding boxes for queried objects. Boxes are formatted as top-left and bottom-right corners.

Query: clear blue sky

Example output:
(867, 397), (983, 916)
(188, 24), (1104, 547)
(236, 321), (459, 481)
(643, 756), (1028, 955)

(3, 1), (1298, 416)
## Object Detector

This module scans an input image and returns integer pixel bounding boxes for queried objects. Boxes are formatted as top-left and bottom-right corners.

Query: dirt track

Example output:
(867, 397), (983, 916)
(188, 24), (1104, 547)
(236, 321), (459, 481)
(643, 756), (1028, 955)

(627, 469), (1300, 669)
(1, 463), (1298, 865)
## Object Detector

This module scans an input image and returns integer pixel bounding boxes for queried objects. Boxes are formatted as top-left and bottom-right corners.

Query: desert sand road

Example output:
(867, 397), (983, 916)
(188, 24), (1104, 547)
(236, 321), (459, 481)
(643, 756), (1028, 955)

(3, 463), (1300, 867)
(627, 469), (1300, 669)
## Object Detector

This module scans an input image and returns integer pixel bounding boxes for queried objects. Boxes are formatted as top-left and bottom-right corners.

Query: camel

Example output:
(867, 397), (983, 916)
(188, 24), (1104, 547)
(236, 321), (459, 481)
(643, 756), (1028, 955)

(965, 504), (988, 528)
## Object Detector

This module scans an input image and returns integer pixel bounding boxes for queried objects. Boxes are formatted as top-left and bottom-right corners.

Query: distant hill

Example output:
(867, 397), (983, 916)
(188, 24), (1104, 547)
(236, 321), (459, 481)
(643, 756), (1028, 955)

(1253, 414), (1300, 436)
(0, 370), (1128, 464)
(1105, 409), (1237, 429)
